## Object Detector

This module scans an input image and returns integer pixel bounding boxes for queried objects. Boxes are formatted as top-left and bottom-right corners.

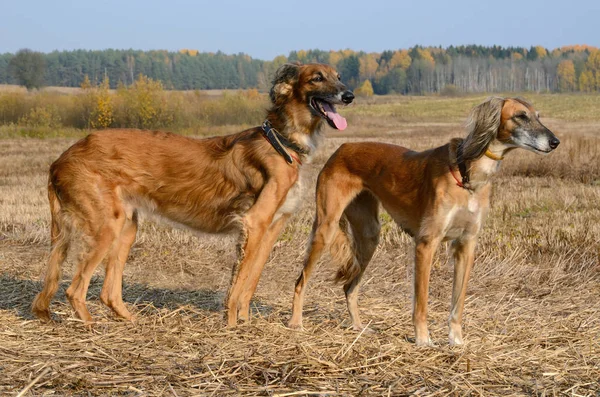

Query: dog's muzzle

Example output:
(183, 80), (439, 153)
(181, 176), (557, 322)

(341, 90), (355, 104)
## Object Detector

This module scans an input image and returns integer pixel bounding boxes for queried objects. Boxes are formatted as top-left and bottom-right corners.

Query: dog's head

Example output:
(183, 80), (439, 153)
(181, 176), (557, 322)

(270, 63), (354, 131)
(461, 97), (560, 161)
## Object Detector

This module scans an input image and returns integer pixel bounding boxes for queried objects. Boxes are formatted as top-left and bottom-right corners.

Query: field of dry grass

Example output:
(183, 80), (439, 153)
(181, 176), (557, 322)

(1, 95), (599, 395)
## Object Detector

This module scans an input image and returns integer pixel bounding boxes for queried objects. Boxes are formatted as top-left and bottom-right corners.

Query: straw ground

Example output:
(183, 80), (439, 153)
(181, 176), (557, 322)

(1, 97), (599, 395)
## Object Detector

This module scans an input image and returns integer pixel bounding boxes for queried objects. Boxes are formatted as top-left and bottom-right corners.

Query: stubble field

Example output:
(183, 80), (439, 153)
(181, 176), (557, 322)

(1, 94), (599, 396)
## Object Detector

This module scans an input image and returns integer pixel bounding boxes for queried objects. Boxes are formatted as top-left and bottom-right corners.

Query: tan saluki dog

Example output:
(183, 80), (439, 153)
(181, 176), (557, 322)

(289, 97), (560, 346)
(32, 63), (354, 326)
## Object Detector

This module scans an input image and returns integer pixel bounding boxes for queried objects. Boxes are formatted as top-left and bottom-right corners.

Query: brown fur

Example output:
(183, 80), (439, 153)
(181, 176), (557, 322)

(288, 97), (560, 346)
(31, 63), (354, 326)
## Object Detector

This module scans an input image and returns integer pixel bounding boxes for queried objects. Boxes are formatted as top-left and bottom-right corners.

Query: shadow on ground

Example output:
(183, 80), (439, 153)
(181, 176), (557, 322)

(0, 273), (273, 320)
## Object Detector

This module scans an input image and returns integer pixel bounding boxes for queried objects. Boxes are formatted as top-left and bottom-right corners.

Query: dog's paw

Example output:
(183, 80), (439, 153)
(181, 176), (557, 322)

(352, 324), (376, 334)
(287, 321), (303, 330)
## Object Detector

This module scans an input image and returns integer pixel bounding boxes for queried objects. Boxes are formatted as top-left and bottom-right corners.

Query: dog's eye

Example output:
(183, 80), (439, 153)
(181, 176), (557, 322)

(312, 75), (323, 83)
(337, 74), (341, 81)
(515, 113), (529, 121)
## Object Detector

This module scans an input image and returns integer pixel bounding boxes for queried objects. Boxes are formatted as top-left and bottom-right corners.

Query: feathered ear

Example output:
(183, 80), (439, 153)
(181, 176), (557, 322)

(460, 97), (505, 162)
(269, 63), (300, 104)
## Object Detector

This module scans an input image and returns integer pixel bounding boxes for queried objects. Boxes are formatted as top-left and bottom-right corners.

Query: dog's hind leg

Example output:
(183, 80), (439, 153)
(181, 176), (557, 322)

(342, 192), (380, 332)
(237, 213), (291, 322)
(65, 190), (125, 323)
(100, 210), (138, 321)
(32, 182), (71, 321)
(288, 173), (362, 329)
(448, 238), (476, 346)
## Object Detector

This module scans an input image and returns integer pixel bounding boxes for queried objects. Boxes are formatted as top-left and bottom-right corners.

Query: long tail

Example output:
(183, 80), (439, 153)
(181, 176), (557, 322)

(332, 216), (360, 285)
(31, 177), (71, 321)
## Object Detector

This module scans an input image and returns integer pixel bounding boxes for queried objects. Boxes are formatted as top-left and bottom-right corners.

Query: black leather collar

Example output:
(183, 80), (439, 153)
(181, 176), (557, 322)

(260, 120), (309, 165)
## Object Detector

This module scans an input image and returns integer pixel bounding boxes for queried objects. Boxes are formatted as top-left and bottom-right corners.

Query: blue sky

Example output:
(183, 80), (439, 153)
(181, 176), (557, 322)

(1, 0), (598, 59)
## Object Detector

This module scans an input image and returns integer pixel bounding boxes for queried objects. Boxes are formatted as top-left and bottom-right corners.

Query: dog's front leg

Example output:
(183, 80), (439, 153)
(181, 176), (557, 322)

(413, 236), (441, 346)
(237, 213), (291, 321)
(225, 178), (294, 326)
(448, 238), (476, 345)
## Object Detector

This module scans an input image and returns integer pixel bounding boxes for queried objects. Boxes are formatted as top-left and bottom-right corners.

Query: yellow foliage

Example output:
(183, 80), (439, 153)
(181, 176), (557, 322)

(241, 88), (261, 100)
(81, 76), (113, 129)
(557, 60), (576, 92)
(179, 49), (198, 56)
(586, 50), (600, 70)
(359, 54), (378, 81)
(112, 74), (180, 129)
(355, 80), (374, 97)
(389, 50), (412, 70)
(579, 70), (593, 92)
(296, 50), (307, 62)
(272, 55), (288, 69)
(18, 106), (62, 128)
(579, 50), (600, 92)
(416, 49), (435, 67)
(329, 51), (342, 68)
(512, 53), (524, 61)
(90, 78), (113, 129)
(560, 44), (599, 53)
(533, 46), (547, 59)
(80, 75), (92, 90)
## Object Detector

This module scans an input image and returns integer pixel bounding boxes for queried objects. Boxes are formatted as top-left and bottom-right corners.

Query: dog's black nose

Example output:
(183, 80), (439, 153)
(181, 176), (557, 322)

(549, 137), (560, 149)
(341, 91), (354, 104)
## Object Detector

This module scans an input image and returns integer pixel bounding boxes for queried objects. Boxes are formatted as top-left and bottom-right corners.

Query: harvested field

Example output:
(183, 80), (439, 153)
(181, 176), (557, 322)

(1, 104), (599, 395)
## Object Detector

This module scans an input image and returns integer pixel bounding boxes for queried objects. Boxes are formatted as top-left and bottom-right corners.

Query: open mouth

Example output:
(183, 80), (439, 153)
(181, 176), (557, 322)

(310, 97), (348, 131)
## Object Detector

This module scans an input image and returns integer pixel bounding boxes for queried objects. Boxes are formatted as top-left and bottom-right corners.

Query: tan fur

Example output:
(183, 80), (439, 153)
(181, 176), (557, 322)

(289, 97), (560, 344)
(32, 63), (353, 326)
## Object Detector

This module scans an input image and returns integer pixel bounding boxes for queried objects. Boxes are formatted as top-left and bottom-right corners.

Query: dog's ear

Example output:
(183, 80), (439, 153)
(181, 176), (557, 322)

(460, 97), (505, 162)
(270, 63), (300, 104)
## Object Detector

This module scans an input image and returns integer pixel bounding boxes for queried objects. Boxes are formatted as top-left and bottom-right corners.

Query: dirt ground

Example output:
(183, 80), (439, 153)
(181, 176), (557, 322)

(1, 119), (599, 395)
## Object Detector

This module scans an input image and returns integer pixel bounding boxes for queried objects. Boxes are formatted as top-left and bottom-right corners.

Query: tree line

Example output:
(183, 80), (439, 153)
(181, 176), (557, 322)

(2, 45), (599, 94)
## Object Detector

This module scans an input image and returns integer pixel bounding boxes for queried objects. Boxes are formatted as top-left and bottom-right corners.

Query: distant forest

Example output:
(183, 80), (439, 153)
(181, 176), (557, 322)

(1, 45), (599, 94)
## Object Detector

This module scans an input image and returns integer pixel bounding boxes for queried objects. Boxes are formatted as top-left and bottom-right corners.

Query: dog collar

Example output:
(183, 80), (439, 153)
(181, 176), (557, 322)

(484, 149), (504, 161)
(449, 165), (471, 190)
(260, 120), (309, 165)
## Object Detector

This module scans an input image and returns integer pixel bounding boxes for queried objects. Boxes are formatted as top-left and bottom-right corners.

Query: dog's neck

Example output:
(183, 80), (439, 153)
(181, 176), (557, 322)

(452, 139), (505, 191)
(463, 140), (505, 191)
(265, 112), (323, 161)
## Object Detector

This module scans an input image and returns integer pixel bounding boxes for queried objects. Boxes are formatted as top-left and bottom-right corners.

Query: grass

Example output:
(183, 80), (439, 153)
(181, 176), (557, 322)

(344, 92), (600, 123)
(0, 94), (599, 395)
(2, 90), (600, 139)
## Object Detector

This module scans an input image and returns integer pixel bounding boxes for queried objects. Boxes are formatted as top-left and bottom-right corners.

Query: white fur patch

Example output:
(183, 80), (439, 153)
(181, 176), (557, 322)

(273, 176), (303, 222)
(467, 196), (479, 213)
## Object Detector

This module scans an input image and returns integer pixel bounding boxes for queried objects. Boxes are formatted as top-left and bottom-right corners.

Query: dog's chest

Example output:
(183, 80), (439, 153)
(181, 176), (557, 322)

(443, 196), (484, 240)
(274, 174), (304, 220)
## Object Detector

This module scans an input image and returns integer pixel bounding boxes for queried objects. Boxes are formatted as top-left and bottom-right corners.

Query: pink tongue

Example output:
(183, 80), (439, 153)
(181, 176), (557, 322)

(321, 102), (347, 130)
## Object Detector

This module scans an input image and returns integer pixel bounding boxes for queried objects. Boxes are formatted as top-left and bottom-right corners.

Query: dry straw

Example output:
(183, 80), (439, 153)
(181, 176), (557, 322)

(1, 114), (599, 395)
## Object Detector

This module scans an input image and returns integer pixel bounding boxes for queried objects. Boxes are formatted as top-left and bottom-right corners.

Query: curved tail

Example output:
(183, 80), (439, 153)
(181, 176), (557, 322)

(332, 217), (360, 285)
(31, 177), (71, 321)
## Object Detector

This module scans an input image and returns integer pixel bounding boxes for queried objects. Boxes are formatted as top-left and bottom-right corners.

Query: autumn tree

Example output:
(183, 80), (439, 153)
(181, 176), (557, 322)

(81, 75), (113, 128)
(557, 60), (576, 92)
(389, 50), (412, 70)
(579, 50), (600, 91)
(328, 51), (342, 68)
(355, 80), (374, 97)
(9, 49), (46, 90)
(527, 46), (548, 60)
(359, 53), (378, 81)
